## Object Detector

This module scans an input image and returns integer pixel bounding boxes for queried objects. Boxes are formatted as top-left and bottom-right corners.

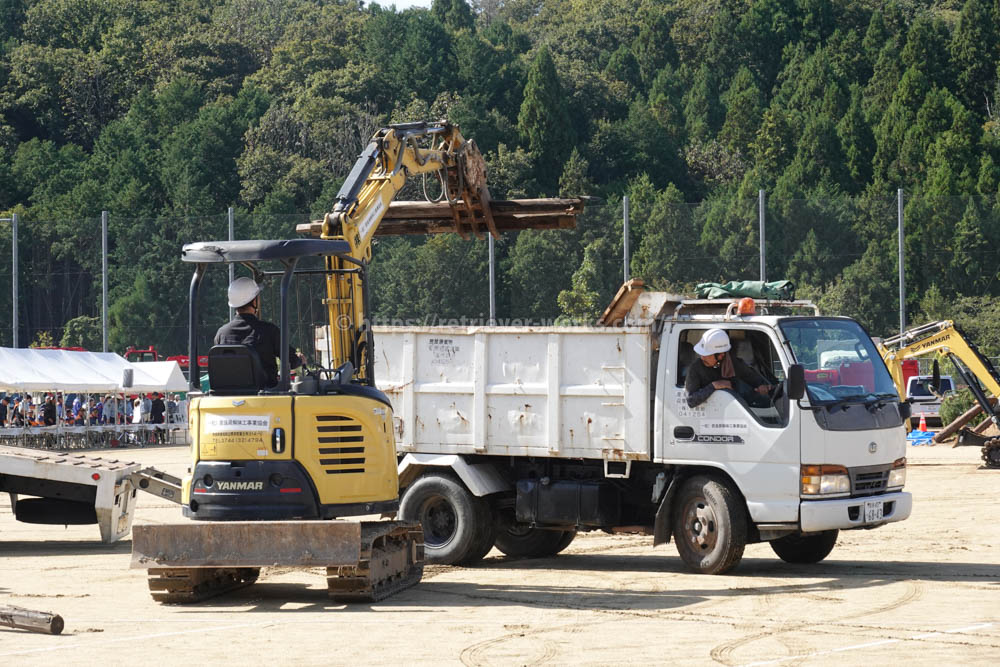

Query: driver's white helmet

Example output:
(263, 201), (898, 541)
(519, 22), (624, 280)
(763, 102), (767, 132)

(694, 328), (731, 356)
(227, 277), (261, 308)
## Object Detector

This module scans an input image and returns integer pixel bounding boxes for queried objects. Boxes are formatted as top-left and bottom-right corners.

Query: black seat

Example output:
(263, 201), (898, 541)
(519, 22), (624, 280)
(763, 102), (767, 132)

(677, 341), (696, 386)
(208, 345), (268, 395)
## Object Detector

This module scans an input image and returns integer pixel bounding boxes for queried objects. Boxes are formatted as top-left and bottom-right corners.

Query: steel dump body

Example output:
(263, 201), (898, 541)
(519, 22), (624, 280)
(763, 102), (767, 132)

(372, 326), (653, 460)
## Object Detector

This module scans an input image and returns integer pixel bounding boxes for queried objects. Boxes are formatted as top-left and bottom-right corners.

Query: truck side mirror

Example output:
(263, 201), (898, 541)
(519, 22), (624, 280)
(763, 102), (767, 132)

(787, 364), (805, 400)
(898, 401), (912, 421)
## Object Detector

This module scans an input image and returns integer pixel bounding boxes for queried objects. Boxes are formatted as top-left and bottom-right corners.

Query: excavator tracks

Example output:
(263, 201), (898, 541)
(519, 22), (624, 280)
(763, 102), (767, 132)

(327, 522), (424, 603)
(982, 439), (1000, 469)
(147, 567), (260, 604)
(137, 521), (423, 604)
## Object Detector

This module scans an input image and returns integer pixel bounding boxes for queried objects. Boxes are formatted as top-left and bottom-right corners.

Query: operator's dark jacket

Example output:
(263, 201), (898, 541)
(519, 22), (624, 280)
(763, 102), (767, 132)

(214, 313), (301, 387)
(685, 355), (767, 408)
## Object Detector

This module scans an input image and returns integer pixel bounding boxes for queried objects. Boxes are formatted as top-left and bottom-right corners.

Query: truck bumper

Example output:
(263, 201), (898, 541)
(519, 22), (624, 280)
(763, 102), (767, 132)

(800, 491), (912, 532)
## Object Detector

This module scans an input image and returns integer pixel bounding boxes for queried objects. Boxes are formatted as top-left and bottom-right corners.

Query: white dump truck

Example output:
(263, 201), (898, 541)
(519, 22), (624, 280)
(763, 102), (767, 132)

(319, 293), (912, 573)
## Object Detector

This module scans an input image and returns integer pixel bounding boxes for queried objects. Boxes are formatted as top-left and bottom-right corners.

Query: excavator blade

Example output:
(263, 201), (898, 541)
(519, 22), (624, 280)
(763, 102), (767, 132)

(132, 520), (362, 568)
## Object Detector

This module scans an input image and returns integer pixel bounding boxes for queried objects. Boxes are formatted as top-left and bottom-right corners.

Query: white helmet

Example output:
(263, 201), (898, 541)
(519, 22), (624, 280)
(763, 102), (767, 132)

(227, 277), (261, 308)
(693, 328), (731, 356)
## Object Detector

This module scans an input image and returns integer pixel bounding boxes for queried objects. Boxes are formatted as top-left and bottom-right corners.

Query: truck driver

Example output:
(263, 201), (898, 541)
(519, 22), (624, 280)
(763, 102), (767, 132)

(685, 328), (772, 408)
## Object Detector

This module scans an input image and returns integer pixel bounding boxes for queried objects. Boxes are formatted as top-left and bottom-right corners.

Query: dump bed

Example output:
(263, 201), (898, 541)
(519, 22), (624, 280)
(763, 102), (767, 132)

(369, 326), (653, 461)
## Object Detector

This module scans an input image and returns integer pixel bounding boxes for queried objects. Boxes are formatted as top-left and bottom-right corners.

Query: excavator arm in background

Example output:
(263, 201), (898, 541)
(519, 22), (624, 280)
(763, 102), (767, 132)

(878, 321), (1000, 466)
(318, 121), (497, 385)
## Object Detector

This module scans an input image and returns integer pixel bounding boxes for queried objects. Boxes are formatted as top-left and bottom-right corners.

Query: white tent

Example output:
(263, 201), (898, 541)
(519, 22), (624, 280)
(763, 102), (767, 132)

(130, 361), (188, 393)
(0, 348), (186, 394)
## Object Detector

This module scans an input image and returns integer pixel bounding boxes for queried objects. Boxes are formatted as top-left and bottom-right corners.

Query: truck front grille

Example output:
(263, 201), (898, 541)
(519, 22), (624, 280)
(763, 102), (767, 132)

(849, 465), (889, 497)
(315, 415), (365, 474)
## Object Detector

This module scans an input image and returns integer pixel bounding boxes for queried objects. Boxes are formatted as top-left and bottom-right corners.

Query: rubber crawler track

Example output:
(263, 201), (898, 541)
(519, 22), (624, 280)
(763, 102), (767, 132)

(327, 522), (425, 602)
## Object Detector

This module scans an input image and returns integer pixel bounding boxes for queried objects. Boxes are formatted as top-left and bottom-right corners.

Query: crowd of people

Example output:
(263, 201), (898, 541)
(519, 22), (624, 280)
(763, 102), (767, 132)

(0, 392), (187, 428)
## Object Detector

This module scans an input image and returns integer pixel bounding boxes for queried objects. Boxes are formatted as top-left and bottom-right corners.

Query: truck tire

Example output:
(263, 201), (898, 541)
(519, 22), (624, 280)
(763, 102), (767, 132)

(493, 512), (572, 558)
(399, 474), (484, 565)
(462, 501), (498, 564)
(672, 475), (747, 574)
(770, 529), (838, 564)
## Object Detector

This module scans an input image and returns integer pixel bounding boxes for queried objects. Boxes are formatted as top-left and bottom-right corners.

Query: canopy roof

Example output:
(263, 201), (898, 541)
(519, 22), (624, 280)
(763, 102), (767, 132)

(0, 348), (186, 394)
(181, 239), (351, 263)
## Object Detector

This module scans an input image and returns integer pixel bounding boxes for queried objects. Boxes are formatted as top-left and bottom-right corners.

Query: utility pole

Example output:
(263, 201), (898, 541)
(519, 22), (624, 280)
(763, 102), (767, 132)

(758, 189), (766, 282)
(623, 195), (630, 284)
(1, 214), (16, 347)
(228, 207), (235, 321)
(488, 234), (496, 326)
(898, 188), (906, 334)
(102, 211), (109, 352)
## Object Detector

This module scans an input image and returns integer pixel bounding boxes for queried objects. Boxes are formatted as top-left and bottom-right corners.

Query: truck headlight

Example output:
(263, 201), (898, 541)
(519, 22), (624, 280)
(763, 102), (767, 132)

(801, 464), (850, 497)
(887, 457), (906, 489)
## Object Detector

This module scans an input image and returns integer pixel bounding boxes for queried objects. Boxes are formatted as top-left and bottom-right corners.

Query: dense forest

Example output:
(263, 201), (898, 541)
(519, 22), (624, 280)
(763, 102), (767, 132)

(3, 0), (1000, 356)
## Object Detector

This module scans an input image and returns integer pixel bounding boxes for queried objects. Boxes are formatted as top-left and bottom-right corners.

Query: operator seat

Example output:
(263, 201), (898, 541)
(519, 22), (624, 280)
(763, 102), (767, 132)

(207, 345), (268, 394)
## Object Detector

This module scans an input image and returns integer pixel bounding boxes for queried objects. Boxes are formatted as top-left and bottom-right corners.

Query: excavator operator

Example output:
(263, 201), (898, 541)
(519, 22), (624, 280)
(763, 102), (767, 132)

(215, 277), (305, 387)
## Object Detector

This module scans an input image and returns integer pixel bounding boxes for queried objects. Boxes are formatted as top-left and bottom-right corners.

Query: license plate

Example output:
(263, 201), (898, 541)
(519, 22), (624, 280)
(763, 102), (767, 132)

(864, 500), (884, 523)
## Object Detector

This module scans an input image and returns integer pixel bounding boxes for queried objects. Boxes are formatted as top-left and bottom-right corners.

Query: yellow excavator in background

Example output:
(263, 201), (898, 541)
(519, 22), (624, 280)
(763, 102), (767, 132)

(878, 320), (1000, 468)
(130, 121), (549, 602)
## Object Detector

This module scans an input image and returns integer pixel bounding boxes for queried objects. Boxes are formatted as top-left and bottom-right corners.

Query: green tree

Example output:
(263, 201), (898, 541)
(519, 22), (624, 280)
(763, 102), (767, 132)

(719, 67), (764, 153)
(432, 0), (475, 33)
(517, 46), (575, 192)
(950, 0), (998, 114)
(630, 183), (699, 288)
(683, 63), (722, 142)
(837, 83), (874, 190)
(557, 237), (619, 322)
(61, 315), (102, 349)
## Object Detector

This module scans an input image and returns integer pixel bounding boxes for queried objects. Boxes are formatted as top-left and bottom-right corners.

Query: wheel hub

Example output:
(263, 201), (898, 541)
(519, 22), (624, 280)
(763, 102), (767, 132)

(420, 498), (456, 547)
(684, 499), (718, 552)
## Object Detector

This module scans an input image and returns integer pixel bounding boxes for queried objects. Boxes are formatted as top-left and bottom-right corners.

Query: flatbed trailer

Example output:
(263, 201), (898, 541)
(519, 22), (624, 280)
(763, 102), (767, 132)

(0, 445), (141, 543)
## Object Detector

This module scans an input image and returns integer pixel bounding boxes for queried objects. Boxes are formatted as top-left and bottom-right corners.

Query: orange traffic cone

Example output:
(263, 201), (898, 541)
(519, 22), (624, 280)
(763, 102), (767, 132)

(918, 413), (928, 431)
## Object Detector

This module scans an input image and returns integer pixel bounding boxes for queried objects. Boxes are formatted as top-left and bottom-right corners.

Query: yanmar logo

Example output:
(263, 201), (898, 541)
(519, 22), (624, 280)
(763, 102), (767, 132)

(215, 480), (264, 491)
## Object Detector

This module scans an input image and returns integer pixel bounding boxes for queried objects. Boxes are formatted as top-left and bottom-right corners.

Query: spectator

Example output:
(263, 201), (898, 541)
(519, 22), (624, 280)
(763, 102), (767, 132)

(132, 398), (143, 424)
(0, 397), (8, 427)
(142, 394), (152, 424)
(55, 394), (64, 422)
(104, 394), (118, 425)
(166, 394), (178, 423)
(150, 392), (166, 424)
(11, 398), (23, 427)
(72, 394), (81, 418)
(43, 395), (56, 426)
(177, 395), (189, 424)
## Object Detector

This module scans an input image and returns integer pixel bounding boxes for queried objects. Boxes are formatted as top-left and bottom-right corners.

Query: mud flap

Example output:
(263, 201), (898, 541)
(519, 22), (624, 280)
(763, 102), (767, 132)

(653, 477), (678, 547)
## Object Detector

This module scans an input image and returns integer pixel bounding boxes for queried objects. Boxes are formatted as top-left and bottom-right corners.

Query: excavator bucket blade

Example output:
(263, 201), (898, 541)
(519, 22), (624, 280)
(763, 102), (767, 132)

(131, 520), (362, 568)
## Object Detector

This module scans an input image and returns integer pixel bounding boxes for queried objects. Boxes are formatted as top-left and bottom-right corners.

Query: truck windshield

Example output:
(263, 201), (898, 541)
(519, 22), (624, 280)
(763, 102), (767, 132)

(780, 319), (898, 405)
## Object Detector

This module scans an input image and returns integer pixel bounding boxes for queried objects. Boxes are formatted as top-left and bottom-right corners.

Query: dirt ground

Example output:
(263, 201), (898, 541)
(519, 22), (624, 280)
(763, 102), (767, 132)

(1, 442), (998, 666)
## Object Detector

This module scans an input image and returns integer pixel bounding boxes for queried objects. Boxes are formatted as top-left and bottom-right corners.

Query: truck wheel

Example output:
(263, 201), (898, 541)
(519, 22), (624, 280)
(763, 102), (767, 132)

(399, 474), (483, 565)
(770, 529), (838, 564)
(493, 512), (569, 558)
(552, 530), (577, 554)
(672, 475), (747, 574)
(461, 500), (498, 565)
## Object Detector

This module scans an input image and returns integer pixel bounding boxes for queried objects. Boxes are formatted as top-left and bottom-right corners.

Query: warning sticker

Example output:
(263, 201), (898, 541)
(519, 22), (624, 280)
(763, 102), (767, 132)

(204, 414), (271, 433)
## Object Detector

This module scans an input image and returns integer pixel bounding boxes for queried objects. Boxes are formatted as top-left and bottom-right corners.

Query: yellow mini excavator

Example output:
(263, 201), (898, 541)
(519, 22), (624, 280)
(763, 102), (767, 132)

(878, 320), (1000, 468)
(130, 121), (579, 602)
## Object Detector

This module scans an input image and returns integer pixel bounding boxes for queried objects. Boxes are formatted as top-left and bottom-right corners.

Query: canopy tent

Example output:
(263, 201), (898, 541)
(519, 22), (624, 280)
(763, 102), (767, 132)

(130, 361), (188, 393)
(0, 348), (185, 394)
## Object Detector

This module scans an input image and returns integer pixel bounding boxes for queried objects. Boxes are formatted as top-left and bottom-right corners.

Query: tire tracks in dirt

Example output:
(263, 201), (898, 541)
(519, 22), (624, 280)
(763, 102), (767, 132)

(708, 580), (923, 665)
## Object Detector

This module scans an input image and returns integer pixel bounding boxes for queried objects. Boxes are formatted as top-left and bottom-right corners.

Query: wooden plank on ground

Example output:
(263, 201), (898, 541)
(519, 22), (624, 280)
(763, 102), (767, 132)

(934, 397), (997, 443)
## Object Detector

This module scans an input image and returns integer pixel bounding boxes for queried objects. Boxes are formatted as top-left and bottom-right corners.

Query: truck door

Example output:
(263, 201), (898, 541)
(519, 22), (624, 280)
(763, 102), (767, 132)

(661, 326), (800, 522)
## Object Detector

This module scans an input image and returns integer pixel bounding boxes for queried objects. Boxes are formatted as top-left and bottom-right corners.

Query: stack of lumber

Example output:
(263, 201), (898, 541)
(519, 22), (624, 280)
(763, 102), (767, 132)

(296, 198), (585, 238)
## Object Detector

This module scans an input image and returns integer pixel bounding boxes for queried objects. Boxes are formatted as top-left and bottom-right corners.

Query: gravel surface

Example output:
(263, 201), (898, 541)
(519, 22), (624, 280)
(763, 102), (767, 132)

(1, 441), (998, 666)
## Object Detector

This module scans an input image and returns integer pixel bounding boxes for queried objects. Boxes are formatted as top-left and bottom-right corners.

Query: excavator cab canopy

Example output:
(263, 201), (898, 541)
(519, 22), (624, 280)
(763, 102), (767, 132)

(182, 239), (370, 394)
